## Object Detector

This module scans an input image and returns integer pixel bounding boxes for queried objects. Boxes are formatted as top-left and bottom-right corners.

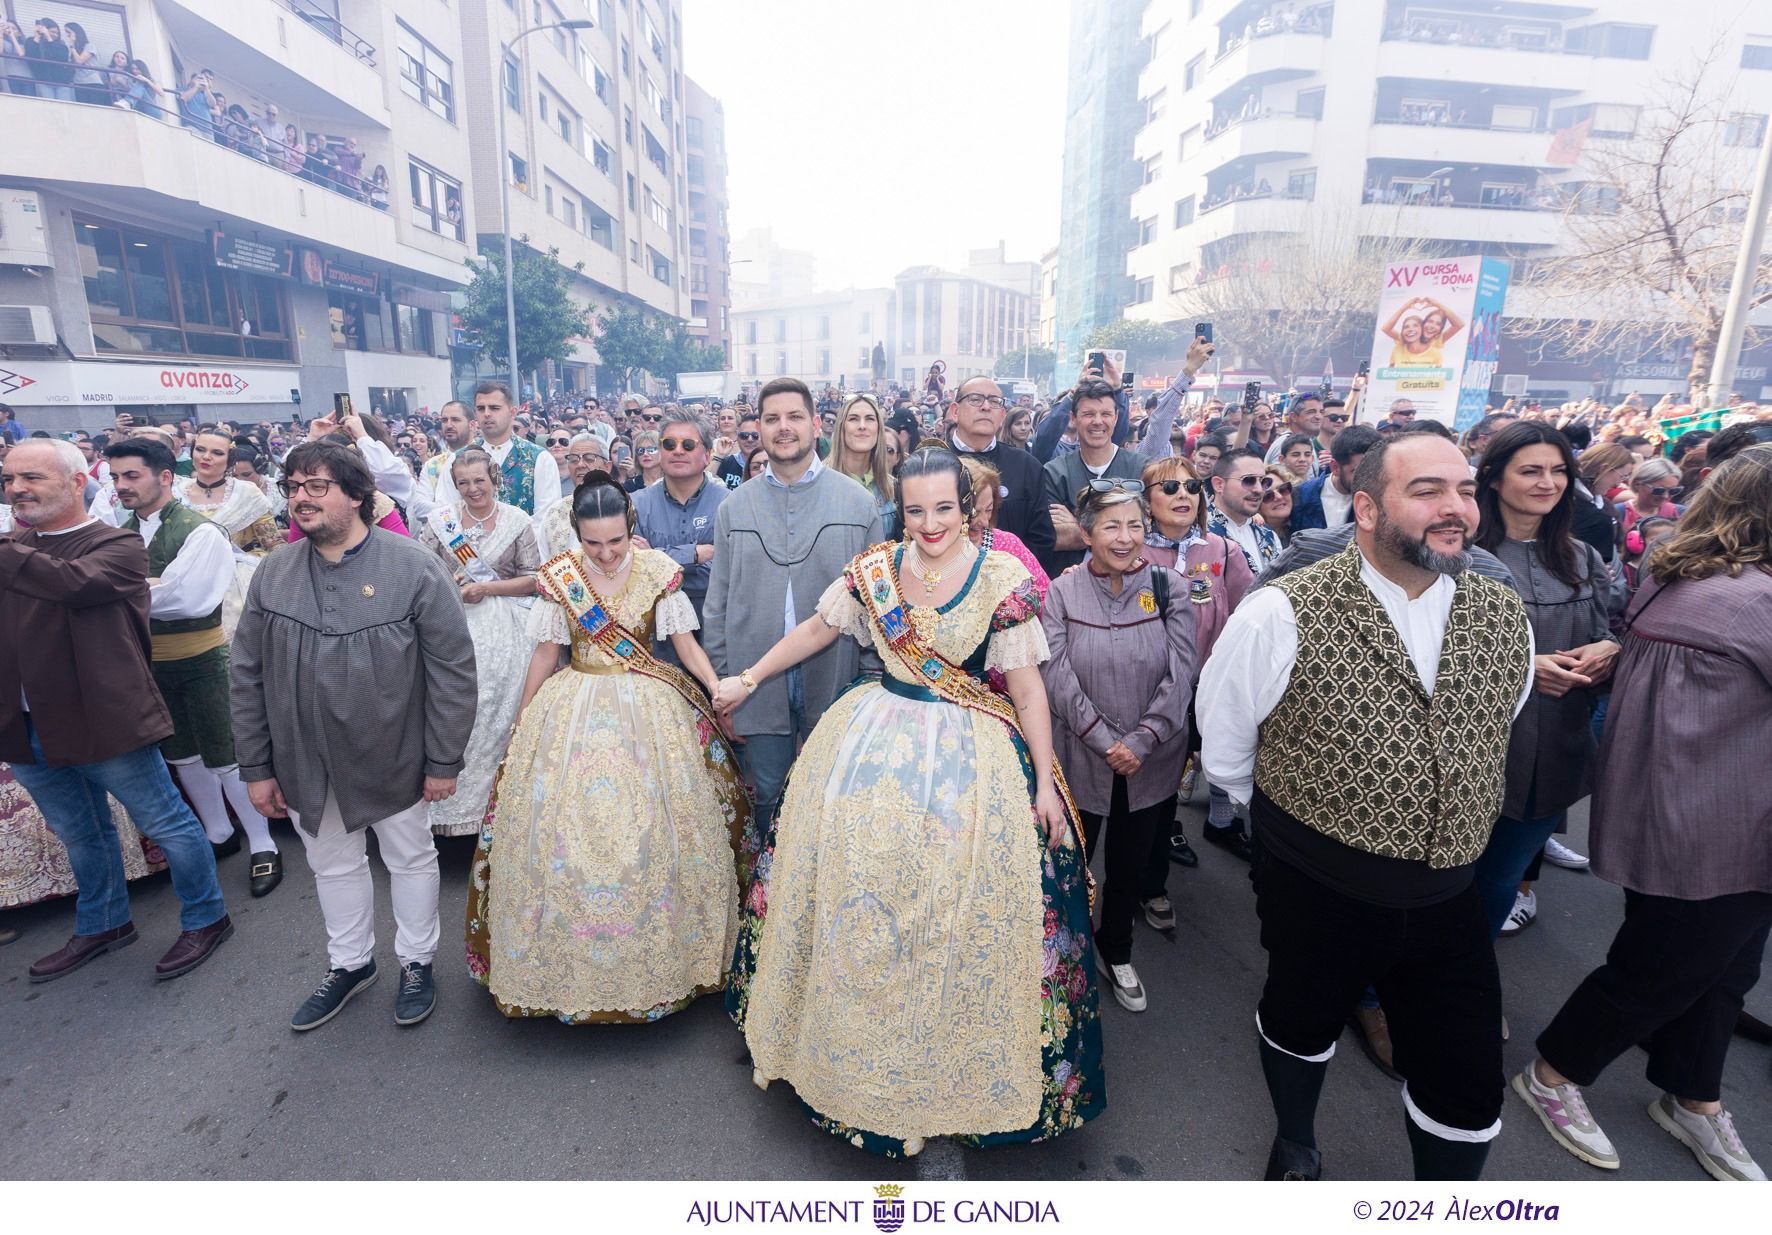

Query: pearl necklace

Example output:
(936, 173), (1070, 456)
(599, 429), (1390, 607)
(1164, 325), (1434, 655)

(904, 539), (973, 596)
(585, 549), (633, 581)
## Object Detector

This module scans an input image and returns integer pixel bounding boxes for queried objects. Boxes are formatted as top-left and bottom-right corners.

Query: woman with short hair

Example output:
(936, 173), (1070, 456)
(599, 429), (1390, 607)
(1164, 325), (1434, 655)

(1623, 457), (1684, 534)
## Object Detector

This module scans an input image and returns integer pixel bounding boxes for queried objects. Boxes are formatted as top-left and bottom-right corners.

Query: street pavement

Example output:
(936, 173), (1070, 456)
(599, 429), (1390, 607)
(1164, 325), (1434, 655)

(3, 791), (1767, 1182)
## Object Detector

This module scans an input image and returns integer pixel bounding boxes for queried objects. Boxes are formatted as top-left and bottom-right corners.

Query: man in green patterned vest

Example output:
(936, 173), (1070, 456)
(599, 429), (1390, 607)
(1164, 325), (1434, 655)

(1199, 432), (1533, 1182)
(106, 437), (284, 899)
(432, 380), (559, 521)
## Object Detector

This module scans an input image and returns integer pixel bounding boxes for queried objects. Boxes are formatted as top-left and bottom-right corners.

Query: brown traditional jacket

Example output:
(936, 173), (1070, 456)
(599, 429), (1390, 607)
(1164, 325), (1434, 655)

(0, 520), (174, 765)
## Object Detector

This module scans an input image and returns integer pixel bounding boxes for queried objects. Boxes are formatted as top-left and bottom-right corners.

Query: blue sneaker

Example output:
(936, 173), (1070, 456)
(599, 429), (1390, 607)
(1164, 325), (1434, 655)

(291, 962), (377, 1032)
(394, 961), (435, 1026)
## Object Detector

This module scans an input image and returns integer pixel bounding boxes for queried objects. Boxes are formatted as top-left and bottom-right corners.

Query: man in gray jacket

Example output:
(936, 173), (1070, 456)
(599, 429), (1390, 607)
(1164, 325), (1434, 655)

(231, 441), (476, 1033)
(703, 377), (882, 832)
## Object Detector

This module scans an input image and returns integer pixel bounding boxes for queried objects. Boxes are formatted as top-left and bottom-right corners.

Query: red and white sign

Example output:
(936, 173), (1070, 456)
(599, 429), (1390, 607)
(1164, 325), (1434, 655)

(0, 360), (296, 407)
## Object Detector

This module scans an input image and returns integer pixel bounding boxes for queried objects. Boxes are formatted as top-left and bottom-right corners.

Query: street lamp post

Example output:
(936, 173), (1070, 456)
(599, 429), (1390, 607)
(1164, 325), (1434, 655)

(498, 18), (595, 400)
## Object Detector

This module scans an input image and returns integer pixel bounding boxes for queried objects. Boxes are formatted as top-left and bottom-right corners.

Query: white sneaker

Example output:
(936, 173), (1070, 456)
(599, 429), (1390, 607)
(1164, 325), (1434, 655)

(1512, 1064), (1620, 1170)
(1098, 956), (1147, 1012)
(1543, 837), (1590, 870)
(1648, 1094), (1767, 1181)
(1500, 888), (1538, 936)
(1142, 896), (1175, 931)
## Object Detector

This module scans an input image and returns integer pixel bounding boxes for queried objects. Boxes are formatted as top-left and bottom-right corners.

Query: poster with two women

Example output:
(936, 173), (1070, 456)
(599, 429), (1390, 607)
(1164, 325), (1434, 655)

(1369, 255), (1510, 432)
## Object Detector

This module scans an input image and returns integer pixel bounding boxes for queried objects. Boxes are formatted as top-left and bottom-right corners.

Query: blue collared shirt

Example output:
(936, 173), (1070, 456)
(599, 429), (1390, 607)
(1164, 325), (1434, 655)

(632, 474), (727, 604)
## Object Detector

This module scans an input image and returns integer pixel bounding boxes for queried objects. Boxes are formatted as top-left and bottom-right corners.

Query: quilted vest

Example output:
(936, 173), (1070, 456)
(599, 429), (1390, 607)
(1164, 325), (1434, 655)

(1255, 544), (1530, 869)
(126, 501), (223, 638)
(492, 436), (544, 514)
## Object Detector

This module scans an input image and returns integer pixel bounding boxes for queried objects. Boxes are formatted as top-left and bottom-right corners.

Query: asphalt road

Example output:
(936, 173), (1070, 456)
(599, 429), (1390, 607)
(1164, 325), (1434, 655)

(3, 792), (1767, 1182)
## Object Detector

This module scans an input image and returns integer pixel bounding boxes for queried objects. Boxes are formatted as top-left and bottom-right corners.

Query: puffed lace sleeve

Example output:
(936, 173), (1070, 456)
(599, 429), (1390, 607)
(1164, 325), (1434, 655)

(816, 570), (871, 643)
(654, 588), (699, 637)
(527, 578), (573, 646)
(985, 575), (1050, 672)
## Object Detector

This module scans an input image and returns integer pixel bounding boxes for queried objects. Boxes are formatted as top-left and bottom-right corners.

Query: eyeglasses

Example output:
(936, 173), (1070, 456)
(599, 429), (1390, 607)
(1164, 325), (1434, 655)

(278, 477), (340, 498)
(547, 437), (571, 447)
(564, 452), (606, 464)
(1235, 474), (1277, 491)
(1326, 414), (1350, 424)
(958, 393), (1008, 409)
(1647, 485), (1683, 498)
(736, 431), (760, 442)
(1154, 478), (1204, 496)
(659, 438), (700, 453)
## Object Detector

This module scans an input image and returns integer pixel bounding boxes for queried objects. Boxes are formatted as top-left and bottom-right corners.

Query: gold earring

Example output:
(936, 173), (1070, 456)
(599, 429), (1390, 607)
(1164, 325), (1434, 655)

(902, 524), (914, 543)
(962, 515), (972, 540)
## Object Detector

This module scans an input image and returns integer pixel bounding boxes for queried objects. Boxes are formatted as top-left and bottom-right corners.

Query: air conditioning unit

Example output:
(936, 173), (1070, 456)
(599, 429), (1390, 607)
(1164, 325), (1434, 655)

(0, 305), (58, 346)
(0, 192), (53, 267)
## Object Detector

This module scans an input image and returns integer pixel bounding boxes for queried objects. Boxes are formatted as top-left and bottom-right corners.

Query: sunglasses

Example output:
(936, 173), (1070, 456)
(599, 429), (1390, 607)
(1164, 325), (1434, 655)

(636, 445), (659, 455)
(1235, 474), (1277, 491)
(659, 438), (700, 452)
(736, 431), (760, 442)
(641, 413), (663, 423)
(1082, 478), (1146, 498)
(1264, 482), (1294, 498)
(1153, 478), (1204, 496)
(1326, 414), (1350, 424)
(1647, 485), (1683, 498)
(547, 437), (571, 447)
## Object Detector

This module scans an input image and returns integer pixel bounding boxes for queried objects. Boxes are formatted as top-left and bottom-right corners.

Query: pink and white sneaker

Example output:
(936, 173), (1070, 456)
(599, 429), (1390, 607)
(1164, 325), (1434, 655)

(1512, 1063), (1620, 1170)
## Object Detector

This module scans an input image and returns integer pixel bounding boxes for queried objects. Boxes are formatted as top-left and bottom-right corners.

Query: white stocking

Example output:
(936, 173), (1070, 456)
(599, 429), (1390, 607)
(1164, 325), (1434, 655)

(217, 765), (278, 854)
(169, 755), (234, 844)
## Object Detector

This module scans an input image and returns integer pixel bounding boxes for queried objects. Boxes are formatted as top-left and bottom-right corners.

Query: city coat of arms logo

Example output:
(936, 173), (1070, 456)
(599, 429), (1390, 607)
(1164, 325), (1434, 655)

(872, 1183), (905, 1233)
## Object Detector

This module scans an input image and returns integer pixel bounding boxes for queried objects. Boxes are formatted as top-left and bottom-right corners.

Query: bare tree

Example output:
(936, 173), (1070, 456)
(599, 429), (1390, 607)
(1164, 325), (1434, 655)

(1522, 50), (1772, 397)
(1164, 208), (1442, 390)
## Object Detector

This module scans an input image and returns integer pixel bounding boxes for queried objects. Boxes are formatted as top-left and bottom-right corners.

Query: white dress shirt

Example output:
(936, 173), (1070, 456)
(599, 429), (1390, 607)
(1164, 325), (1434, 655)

(432, 437), (559, 524)
(1319, 475), (1354, 528)
(135, 505), (234, 621)
(762, 452), (824, 638)
(1198, 550), (1533, 806)
(1219, 511), (1265, 572)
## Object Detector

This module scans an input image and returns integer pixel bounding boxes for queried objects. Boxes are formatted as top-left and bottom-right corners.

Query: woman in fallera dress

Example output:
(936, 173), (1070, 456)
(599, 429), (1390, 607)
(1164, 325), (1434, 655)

(465, 479), (748, 1022)
(415, 448), (538, 836)
(175, 425), (281, 639)
(715, 446), (1104, 1159)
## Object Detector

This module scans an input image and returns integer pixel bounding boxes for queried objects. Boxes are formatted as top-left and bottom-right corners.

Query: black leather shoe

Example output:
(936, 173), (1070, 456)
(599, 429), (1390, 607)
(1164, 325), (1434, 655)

(249, 851), (283, 898)
(211, 832), (242, 861)
(1202, 822), (1254, 864)
(1264, 1135), (1323, 1181)
(1167, 832), (1199, 867)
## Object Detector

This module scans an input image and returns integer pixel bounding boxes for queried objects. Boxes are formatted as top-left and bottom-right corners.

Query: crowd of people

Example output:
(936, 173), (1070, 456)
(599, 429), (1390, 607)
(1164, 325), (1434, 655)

(1, 334), (1769, 1181)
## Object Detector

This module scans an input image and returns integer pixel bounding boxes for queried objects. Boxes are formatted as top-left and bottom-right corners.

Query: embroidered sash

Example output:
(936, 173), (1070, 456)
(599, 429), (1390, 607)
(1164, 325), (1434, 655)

(429, 506), (501, 584)
(535, 551), (723, 731)
(848, 543), (1093, 880)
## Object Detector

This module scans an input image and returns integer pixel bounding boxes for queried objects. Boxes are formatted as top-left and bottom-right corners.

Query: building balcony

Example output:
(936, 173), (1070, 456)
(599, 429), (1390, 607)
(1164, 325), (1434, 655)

(1205, 32), (1325, 101)
(1374, 35), (1588, 95)
(1360, 201), (1564, 247)
(1367, 119), (1563, 170)
(1190, 194), (1313, 246)
(1, 94), (461, 283)
(158, 0), (390, 129)
(1197, 113), (1319, 174)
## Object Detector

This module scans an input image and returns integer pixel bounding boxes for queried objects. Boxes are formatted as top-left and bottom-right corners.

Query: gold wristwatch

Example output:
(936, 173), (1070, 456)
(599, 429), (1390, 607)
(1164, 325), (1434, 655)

(738, 669), (758, 692)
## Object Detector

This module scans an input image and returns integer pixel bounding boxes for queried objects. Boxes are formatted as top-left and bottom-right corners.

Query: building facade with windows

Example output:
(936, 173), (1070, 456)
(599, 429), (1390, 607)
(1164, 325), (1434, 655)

(458, 0), (691, 396)
(729, 289), (897, 390)
(0, 0), (473, 427)
(1123, 0), (1772, 397)
(894, 262), (1040, 389)
(683, 74), (730, 359)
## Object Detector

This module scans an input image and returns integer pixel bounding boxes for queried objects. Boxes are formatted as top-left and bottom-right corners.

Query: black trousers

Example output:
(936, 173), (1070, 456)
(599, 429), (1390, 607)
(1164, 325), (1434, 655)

(1079, 777), (1173, 966)
(1253, 843), (1504, 1135)
(1537, 888), (1772, 1102)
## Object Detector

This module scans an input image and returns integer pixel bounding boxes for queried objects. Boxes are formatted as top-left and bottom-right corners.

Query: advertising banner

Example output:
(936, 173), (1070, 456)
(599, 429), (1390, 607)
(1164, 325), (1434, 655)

(0, 359), (297, 407)
(211, 230), (294, 280)
(1368, 255), (1510, 430)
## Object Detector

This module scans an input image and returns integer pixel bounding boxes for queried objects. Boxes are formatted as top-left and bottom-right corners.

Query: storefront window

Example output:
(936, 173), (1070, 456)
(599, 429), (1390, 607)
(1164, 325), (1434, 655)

(77, 218), (292, 362)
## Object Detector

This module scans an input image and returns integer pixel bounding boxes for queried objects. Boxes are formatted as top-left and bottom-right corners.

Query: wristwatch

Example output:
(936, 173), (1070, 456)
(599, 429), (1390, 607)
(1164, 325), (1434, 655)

(738, 669), (758, 692)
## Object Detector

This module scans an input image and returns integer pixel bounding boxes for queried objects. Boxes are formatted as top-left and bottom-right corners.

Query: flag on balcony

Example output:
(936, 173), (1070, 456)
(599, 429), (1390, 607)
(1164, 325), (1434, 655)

(1547, 118), (1593, 167)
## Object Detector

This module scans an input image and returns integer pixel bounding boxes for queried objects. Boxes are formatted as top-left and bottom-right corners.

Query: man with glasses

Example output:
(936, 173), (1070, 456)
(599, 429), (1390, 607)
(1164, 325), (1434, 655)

(1209, 449), (1282, 578)
(633, 412), (727, 630)
(946, 376), (1055, 567)
(717, 409), (760, 491)
(1042, 379), (1149, 574)
(1381, 398), (1417, 433)
(538, 433), (611, 557)
(543, 428), (575, 502)
(233, 441), (475, 1032)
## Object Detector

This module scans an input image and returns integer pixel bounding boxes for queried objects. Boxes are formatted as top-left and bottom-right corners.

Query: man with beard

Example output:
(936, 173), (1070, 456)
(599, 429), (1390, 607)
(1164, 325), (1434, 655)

(105, 437), (283, 897)
(1198, 432), (1534, 1182)
(0, 439), (232, 982)
(702, 377), (882, 833)
(231, 441), (476, 1031)
(418, 400), (476, 498)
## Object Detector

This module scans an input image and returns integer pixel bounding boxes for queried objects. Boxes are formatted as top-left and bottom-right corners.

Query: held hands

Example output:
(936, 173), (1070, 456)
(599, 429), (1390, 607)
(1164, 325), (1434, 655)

(1034, 784), (1068, 850)
(1560, 640), (1620, 686)
(711, 675), (753, 713)
(247, 777), (288, 818)
(459, 580), (488, 605)
(423, 776), (458, 803)
(1104, 741), (1143, 778)
(1533, 653), (1591, 699)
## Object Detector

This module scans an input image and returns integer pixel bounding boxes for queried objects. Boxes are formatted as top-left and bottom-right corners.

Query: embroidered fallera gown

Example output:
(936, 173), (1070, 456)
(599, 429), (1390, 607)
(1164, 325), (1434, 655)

(728, 546), (1104, 1156)
(465, 548), (748, 1022)
(416, 502), (539, 836)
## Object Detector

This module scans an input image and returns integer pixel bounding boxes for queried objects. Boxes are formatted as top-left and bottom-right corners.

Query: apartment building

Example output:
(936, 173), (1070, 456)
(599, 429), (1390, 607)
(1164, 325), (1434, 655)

(684, 74), (730, 358)
(1122, 0), (1772, 397)
(730, 288), (896, 389)
(460, 0), (693, 395)
(894, 260), (1040, 389)
(0, 0), (473, 427)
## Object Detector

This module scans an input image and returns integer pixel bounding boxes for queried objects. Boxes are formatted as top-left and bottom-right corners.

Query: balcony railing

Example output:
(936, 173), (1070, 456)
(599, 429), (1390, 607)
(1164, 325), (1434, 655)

(1363, 184), (1563, 212)
(284, 0), (377, 66)
(1198, 185), (1315, 214)
(1381, 21), (1562, 54)
(1372, 112), (1548, 134)
(1205, 107), (1313, 141)
(1214, 4), (1334, 60)
(3, 71), (391, 210)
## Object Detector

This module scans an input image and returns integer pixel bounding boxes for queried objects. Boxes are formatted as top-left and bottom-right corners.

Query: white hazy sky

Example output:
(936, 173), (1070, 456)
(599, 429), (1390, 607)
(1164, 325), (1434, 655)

(682, 0), (1069, 290)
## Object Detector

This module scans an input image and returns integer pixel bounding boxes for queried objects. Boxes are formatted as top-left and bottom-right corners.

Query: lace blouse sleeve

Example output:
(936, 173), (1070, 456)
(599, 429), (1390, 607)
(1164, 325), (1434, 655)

(527, 579), (573, 646)
(653, 588), (699, 637)
(984, 575), (1050, 672)
(816, 571), (871, 643)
